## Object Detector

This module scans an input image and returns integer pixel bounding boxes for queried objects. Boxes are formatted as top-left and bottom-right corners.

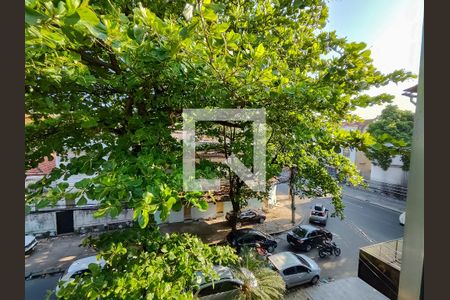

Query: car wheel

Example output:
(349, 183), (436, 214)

(305, 244), (312, 252)
(259, 217), (265, 224)
(311, 276), (319, 285)
(267, 245), (275, 253)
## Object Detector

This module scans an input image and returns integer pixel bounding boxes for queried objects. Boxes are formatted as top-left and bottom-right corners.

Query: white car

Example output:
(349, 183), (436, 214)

(55, 256), (105, 294)
(399, 212), (406, 225)
(25, 235), (38, 253)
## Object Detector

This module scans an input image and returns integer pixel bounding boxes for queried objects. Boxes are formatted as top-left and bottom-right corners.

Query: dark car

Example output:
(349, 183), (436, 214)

(226, 228), (277, 253)
(225, 209), (266, 227)
(286, 224), (332, 252)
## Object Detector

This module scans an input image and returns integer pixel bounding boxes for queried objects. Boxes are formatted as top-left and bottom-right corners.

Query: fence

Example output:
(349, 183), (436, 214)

(361, 179), (408, 200)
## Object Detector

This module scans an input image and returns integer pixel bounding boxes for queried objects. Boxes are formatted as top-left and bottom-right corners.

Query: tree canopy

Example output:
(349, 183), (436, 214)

(26, 0), (414, 298)
(365, 104), (415, 171)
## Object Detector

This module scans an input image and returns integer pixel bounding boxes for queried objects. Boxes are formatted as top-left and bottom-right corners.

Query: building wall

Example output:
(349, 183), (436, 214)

(73, 209), (134, 230)
(355, 151), (372, 180)
(25, 212), (57, 236)
(370, 156), (409, 186)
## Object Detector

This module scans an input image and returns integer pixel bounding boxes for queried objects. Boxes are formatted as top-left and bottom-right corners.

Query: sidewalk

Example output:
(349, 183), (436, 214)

(160, 197), (303, 244)
(342, 185), (406, 213)
(25, 234), (96, 279)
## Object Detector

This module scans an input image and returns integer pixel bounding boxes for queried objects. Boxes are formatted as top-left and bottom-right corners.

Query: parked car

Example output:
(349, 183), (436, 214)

(399, 212), (406, 225)
(268, 251), (321, 288)
(225, 209), (266, 227)
(25, 235), (38, 254)
(193, 265), (257, 299)
(308, 204), (329, 225)
(287, 224), (332, 252)
(226, 228), (277, 253)
(55, 256), (105, 295)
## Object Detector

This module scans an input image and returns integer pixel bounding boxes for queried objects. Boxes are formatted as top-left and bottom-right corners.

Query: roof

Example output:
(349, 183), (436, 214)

(342, 119), (374, 132)
(403, 84), (418, 93)
(268, 251), (302, 271)
(67, 256), (105, 274)
(26, 155), (56, 176)
(298, 224), (319, 232)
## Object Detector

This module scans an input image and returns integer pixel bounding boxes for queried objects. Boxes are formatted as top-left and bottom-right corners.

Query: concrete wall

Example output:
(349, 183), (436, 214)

(25, 212), (57, 235)
(370, 156), (409, 186)
(191, 203), (217, 220)
(73, 209), (133, 230)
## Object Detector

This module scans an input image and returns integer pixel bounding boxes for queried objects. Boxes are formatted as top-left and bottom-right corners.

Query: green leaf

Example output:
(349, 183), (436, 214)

(25, 6), (49, 25)
(138, 210), (149, 228)
(110, 206), (119, 218)
(203, 8), (217, 22)
(93, 208), (108, 218)
(255, 43), (265, 58)
(64, 12), (80, 25)
(76, 196), (88, 206)
(36, 199), (50, 209)
(77, 7), (99, 25)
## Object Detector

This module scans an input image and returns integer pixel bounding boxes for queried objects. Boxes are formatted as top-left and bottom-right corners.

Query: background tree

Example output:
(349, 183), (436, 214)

(26, 0), (413, 297)
(365, 105), (415, 171)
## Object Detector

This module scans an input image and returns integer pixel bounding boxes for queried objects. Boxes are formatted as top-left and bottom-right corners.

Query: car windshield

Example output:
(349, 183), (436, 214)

(314, 205), (323, 211)
(292, 227), (308, 238)
(296, 255), (311, 268)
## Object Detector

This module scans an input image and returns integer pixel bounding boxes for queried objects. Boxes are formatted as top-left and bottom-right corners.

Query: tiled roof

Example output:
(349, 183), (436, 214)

(26, 155), (56, 176)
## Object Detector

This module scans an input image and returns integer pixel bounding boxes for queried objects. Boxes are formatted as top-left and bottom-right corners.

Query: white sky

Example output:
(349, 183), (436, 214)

(326, 0), (424, 119)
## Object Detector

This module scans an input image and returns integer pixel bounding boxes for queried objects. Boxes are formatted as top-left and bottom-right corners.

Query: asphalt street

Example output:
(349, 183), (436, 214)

(272, 193), (404, 282)
(25, 186), (404, 299)
(25, 275), (59, 300)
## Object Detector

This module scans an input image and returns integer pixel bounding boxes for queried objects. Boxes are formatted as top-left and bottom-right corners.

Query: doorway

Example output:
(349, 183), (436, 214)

(56, 210), (74, 234)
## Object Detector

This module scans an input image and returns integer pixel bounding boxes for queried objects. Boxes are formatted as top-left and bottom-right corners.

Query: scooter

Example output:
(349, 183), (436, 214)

(318, 240), (341, 258)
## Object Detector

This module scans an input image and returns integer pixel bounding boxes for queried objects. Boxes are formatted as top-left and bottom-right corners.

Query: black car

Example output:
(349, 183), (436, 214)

(226, 228), (277, 252)
(286, 224), (332, 252)
(225, 209), (266, 227)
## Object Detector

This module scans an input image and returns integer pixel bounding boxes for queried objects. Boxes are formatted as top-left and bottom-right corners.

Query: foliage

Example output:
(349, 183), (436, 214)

(26, 0), (413, 298)
(365, 105), (415, 171)
(232, 247), (285, 300)
(54, 226), (239, 299)
(26, 0), (413, 222)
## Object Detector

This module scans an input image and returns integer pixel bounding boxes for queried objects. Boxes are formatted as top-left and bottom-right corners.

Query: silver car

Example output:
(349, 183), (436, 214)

(309, 204), (329, 225)
(268, 251), (321, 288)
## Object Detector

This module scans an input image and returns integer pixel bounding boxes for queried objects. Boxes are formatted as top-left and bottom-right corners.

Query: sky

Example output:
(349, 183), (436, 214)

(325, 0), (424, 119)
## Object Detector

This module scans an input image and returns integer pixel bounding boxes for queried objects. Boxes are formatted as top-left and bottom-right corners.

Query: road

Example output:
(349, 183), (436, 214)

(25, 190), (404, 298)
(272, 193), (404, 282)
(25, 275), (59, 300)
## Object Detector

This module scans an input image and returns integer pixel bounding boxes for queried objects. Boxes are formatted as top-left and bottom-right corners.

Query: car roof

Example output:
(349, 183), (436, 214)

(67, 256), (105, 274)
(196, 265), (234, 286)
(268, 252), (304, 271)
(297, 224), (319, 232)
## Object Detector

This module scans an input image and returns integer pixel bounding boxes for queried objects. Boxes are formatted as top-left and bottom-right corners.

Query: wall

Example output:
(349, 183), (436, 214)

(370, 156), (409, 186)
(25, 212), (57, 236)
(73, 209), (134, 230)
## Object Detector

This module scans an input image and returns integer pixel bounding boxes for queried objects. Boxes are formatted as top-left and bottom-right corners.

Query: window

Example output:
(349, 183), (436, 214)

(198, 281), (241, 296)
(308, 231), (318, 238)
(296, 266), (309, 273)
(70, 269), (91, 279)
(292, 227), (308, 238)
(283, 267), (297, 276)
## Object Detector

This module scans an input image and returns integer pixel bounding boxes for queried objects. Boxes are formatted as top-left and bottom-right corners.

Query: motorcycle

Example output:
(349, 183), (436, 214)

(318, 240), (341, 258)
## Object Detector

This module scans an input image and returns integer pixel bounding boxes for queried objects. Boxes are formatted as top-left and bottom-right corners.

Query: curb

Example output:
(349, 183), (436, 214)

(266, 215), (304, 236)
(25, 267), (64, 280)
(343, 193), (404, 213)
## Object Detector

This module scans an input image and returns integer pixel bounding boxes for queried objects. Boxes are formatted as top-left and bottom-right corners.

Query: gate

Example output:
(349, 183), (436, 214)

(56, 210), (74, 234)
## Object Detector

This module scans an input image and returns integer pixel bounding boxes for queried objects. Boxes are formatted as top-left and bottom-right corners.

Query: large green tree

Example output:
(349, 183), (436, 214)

(365, 104), (415, 171)
(26, 0), (413, 298)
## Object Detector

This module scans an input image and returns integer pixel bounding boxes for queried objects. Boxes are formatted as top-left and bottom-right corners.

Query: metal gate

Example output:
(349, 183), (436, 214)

(56, 210), (74, 234)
